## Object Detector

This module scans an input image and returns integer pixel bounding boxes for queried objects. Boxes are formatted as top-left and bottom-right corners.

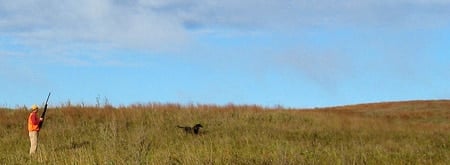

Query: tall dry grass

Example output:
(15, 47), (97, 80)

(0, 101), (449, 164)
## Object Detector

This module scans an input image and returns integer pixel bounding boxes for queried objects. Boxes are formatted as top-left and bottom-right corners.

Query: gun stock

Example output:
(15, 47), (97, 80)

(38, 92), (51, 129)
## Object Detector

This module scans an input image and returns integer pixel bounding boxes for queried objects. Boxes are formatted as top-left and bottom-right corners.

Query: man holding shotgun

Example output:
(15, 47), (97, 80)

(27, 92), (50, 155)
(28, 104), (43, 155)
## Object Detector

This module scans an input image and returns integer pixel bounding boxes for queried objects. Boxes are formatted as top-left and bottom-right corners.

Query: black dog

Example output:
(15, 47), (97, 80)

(177, 124), (203, 134)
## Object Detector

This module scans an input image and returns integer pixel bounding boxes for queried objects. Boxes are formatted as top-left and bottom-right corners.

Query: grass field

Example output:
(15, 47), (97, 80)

(1, 100), (449, 164)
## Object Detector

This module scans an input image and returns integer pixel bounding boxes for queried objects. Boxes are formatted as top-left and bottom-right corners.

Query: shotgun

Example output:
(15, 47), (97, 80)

(38, 92), (51, 129)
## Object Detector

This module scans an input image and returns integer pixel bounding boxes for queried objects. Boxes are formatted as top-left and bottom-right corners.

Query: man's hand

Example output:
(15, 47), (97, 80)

(40, 118), (43, 121)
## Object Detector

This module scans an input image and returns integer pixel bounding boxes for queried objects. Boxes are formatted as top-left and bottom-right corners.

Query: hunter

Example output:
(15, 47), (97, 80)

(28, 104), (43, 155)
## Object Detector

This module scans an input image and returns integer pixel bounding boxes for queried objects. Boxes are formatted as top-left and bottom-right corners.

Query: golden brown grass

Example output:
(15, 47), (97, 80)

(0, 101), (449, 164)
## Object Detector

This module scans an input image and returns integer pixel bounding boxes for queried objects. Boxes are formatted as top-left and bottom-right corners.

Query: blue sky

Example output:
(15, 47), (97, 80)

(1, 0), (450, 108)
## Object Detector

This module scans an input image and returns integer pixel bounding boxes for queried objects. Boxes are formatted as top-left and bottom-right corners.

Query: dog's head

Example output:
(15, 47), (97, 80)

(194, 124), (203, 128)
(193, 124), (203, 134)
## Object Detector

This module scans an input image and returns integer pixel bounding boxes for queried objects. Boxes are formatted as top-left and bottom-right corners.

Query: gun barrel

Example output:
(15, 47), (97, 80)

(38, 92), (51, 128)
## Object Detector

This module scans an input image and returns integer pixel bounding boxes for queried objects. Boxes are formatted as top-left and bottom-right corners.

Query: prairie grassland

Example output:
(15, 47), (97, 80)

(0, 101), (449, 164)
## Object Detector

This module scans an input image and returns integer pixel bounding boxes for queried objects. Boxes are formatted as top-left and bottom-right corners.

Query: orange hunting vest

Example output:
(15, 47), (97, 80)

(28, 112), (40, 132)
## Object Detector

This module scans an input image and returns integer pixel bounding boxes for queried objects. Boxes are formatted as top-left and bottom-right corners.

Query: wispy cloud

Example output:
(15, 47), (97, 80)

(274, 48), (354, 90)
(172, 0), (450, 31)
(1, 0), (449, 69)
(0, 0), (189, 51)
(1, 0), (449, 51)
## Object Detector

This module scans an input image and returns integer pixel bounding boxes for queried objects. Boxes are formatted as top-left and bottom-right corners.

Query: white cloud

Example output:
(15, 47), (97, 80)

(0, 0), (189, 51)
(169, 0), (450, 31)
(0, 0), (449, 52)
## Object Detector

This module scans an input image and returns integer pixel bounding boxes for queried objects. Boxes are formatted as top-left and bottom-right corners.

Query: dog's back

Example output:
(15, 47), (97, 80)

(177, 125), (193, 133)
